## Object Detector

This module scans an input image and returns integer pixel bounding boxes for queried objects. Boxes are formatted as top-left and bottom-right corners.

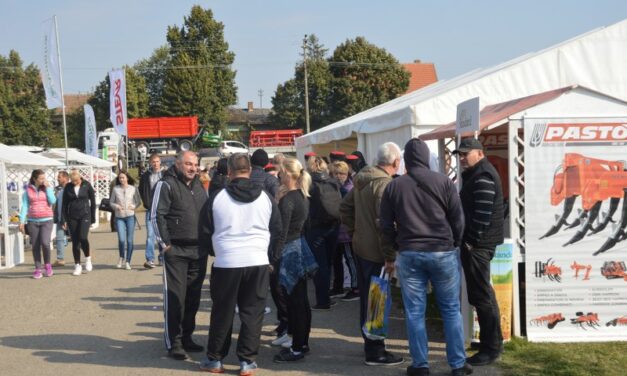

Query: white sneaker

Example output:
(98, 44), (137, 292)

(72, 264), (82, 276)
(281, 338), (293, 349)
(264, 306), (272, 315)
(125, 262), (131, 270)
(85, 257), (93, 272)
(271, 333), (291, 346)
(116, 258), (124, 269)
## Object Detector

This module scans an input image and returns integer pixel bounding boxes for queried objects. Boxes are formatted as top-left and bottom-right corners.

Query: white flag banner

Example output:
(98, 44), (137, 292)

(41, 18), (63, 109)
(108, 69), (127, 136)
(84, 104), (98, 157)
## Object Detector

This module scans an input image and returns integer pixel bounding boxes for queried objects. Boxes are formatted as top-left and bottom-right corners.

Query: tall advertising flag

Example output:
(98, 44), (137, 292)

(84, 104), (97, 157)
(108, 69), (127, 136)
(41, 18), (63, 109)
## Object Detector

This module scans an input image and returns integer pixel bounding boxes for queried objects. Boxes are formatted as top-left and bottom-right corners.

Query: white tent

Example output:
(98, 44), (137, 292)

(42, 148), (114, 169)
(0, 144), (63, 269)
(296, 18), (627, 163)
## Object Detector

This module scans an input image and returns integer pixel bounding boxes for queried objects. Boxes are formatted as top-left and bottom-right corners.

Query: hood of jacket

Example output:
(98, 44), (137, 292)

(353, 165), (390, 191)
(226, 177), (263, 203)
(404, 138), (431, 179)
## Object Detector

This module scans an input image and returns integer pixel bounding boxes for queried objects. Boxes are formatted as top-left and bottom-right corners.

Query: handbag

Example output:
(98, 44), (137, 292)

(99, 198), (113, 212)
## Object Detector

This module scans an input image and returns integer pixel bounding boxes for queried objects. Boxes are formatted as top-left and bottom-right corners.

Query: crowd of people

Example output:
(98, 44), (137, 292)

(18, 137), (505, 376)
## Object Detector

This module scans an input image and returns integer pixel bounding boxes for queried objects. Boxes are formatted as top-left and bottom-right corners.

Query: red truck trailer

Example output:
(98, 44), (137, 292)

(128, 116), (199, 154)
(248, 129), (303, 156)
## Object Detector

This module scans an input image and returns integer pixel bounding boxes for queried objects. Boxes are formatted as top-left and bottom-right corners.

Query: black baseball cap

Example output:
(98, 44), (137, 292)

(452, 138), (484, 154)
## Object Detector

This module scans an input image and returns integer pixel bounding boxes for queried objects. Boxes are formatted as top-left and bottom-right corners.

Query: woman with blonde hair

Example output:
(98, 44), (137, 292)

(62, 170), (96, 276)
(272, 157), (318, 362)
(305, 156), (342, 310)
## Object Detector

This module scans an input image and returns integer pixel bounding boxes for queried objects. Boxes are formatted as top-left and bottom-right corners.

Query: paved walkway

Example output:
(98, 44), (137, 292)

(0, 217), (501, 376)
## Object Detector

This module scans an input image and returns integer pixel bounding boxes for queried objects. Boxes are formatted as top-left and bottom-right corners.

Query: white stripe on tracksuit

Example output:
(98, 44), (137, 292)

(150, 180), (172, 349)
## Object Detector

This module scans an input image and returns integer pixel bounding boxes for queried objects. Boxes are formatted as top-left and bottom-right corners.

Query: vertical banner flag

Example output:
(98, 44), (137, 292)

(41, 18), (63, 109)
(108, 69), (127, 136)
(84, 104), (98, 157)
(524, 117), (627, 342)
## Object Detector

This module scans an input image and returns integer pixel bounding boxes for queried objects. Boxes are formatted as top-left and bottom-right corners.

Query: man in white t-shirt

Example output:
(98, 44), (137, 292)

(198, 153), (282, 375)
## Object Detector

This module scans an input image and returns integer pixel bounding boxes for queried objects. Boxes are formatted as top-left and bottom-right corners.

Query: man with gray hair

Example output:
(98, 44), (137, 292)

(340, 142), (404, 366)
(152, 151), (208, 360)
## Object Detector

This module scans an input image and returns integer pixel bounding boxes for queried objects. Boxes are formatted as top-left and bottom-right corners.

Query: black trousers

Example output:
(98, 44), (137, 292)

(460, 246), (503, 354)
(284, 278), (311, 352)
(269, 266), (289, 333)
(162, 244), (208, 350)
(67, 217), (90, 264)
(354, 254), (386, 358)
(206, 264), (269, 363)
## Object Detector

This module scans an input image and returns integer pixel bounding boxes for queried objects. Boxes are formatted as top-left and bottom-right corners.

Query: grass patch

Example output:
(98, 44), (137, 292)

(500, 336), (627, 376)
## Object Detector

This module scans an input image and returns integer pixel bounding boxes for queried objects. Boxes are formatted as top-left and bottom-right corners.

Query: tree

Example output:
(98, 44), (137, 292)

(326, 37), (409, 124)
(0, 50), (61, 146)
(270, 34), (332, 131)
(87, 66), (149, 132)
(134, 45), (170, 116)
(159, 6), (237, 134)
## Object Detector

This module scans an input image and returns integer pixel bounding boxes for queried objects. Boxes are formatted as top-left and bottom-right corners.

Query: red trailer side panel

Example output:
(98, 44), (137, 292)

(127, 117), (198, 140)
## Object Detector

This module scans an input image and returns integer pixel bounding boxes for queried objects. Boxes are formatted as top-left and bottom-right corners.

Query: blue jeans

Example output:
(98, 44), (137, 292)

(145, 211), (162, 262)
(55, 226), (67, 261)
(305, 225), (339, 306)
(116, 216), (136, 262)
(396, 250), (466, 370)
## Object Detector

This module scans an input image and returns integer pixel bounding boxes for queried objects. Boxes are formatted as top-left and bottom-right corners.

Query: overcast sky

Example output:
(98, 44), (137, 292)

(1, 0), (626, 108)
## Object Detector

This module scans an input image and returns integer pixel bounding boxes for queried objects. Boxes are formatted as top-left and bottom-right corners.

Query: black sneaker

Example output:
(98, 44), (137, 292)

(329, 288), (345, 298)
(182, 338), (204, 352)
(341, 290), (360, 302)
(168, 346), (189, 360)
(311, 301), (337, 311)
(407, 365), (430, 375)
(273, 348), (305, 363)
(466, 351), (500, 366)
(364, 352), (404, 366)
(451, 363), (473, 375)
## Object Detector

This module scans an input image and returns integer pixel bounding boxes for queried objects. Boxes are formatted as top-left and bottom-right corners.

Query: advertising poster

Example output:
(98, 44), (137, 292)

(524, 118), (627, 342)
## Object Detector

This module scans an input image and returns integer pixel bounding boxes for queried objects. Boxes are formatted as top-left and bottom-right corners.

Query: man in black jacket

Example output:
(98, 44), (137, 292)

(454, 137), (505, 366)
(197, 153), (282, 375)
(380, 139), (470, 376)
(250, 149), (279, 200)
(138, 153), (162, 268)
(151, 151), (208, 360)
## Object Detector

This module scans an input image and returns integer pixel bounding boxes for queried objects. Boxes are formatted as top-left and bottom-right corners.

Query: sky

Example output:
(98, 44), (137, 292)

(1, 0), (626, 108)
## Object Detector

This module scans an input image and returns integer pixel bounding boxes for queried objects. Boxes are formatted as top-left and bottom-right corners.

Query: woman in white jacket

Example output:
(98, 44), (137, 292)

(110, 171), (141, 269)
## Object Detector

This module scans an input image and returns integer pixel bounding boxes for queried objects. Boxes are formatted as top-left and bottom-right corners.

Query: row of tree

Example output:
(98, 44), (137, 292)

(0, 5), (411, 148)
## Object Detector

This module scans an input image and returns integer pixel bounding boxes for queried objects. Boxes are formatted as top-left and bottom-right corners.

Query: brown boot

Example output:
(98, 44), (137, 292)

(53, 260), (65, 267)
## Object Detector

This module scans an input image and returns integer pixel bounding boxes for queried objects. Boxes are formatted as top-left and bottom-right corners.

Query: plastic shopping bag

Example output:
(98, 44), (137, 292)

(362, 269), (391, 340)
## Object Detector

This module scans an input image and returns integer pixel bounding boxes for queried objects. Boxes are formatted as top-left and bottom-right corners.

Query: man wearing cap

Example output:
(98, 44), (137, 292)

(454, 137), (504, 366)
(329, 151), (346, 163)
(304, 151), (317, 162)
(250, 149), (280, 200)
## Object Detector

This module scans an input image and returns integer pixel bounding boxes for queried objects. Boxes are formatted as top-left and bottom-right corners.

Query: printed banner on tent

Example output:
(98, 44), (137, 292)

(108, 69), (127, 136)
(524, 117), (627, 342)
(41, 18), (63, 109)
(84, 104), (97, 157)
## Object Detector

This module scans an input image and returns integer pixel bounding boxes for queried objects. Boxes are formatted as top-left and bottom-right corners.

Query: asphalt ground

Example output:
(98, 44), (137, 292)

(0, 217), (501, 376)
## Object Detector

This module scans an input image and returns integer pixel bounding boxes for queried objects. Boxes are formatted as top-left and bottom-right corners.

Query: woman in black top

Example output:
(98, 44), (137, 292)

(62, 170), (96, 276)
(272, 157), (316, 363)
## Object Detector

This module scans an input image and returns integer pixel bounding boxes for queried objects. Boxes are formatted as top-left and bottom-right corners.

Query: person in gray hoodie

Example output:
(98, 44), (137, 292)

(379, 138), (470, 376)
(110, 171), (141, 270)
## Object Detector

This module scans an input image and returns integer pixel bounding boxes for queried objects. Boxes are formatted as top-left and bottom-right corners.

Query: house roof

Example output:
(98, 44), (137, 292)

(53, 94), (91, 115)
(227, 107), (272, 125)
(402, 61), (438, 93)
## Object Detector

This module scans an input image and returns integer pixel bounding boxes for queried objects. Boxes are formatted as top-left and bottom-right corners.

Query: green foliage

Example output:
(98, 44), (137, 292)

(134, 45), (170, 116)
(326, 36), (410, 124)
(270, 35), (409, 132)
(0, 50), (60, 146)
(159, 5), (237, 134)
(500, 337), (627, 376)
(87, 66), (149, 132)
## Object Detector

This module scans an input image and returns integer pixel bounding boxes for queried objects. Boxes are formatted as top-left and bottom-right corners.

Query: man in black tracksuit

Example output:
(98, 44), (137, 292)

(454, 138), (505, 366)
(151, 151), (208, 360)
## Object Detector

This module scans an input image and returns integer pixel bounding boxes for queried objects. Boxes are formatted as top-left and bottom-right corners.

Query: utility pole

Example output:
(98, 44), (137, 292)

(302, 34), (310, 134)
(258, 89), (264, 108)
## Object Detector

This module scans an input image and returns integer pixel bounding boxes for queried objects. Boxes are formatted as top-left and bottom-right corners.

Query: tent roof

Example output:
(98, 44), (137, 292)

(0, 144), (63, 167)
(41, 148), (115, 168)
(297, 18), (627, 148)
